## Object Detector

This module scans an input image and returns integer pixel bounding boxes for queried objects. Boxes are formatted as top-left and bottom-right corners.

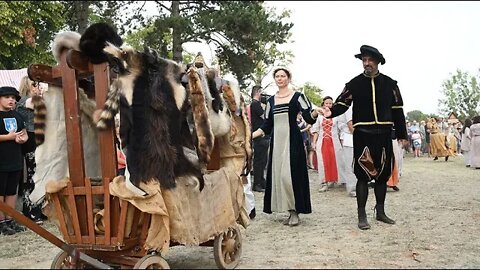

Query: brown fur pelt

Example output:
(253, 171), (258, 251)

(239, 95), (253, 174)
(187, 66), (215, 169)
(32, 95), (47, 146)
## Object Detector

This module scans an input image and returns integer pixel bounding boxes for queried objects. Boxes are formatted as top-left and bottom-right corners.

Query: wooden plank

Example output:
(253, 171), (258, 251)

(139, 213), (151, 245)
(111, 197), (120, 240)
(27, 64), (63, 86)
(60, 49), (89, 236)
(93, 63), (117, 179)
(67, 50), (93, 73)
(84, 178), (96, 244)
(116, 200), (128, 246)
(66, 182), (82, 244)
(59, 186), (105, 196)
(103, 177), (111, 245)
(128, 207), (141, 238)
(51, 193), (71, 243)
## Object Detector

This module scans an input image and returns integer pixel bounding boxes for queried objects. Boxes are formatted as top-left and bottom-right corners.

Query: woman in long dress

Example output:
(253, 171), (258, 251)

(469, 116), (480, 169)
(252, 67), (319, 226)
(427, 117), (452, 161)
(460, 118), (472, 167)
(311, 96), (342, 192)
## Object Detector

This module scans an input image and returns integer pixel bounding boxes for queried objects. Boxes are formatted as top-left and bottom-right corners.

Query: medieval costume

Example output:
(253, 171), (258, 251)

(470, 121), (480, 169)
(261, 92), (316, 214)
(427, 119), (452, 160)
(311, 115), (341, 189)
(327, 45), (407, 230)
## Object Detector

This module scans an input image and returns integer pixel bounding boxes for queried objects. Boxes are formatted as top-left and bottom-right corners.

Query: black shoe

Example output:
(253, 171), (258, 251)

(0, 221), (16, 235)
(252, 186), (265, 192)
(357, 208), (371, 230)
(6, 219), (26, 233)
(249, 208), (256, 220)
(433, 156), (438, 161)
(374, 205), (395, 224)
(445, 156), (449, 161)
(391, 186), (399, 191)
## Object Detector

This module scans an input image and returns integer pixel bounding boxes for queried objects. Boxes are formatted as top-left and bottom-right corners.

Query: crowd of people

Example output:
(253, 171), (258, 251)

(1, 44), (479, 238)
(248, 44), (480, 231)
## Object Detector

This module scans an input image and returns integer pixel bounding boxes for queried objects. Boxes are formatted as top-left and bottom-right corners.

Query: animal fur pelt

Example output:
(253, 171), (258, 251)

(187, 67), (215, 168)
(52, 31), (81, 64)
(30, 84), (101, 206)
(79, 22), (123, 64)
(94, 42), (204, 191)
(196, 67), (231, 137)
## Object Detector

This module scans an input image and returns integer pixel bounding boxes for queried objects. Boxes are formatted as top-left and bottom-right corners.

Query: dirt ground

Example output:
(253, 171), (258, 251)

(1, 154), (479, 269)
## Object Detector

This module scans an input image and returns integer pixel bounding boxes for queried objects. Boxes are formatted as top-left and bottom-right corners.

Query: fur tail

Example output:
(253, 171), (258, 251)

(95, 81), (121, 130)
(32, 95), (47, 146)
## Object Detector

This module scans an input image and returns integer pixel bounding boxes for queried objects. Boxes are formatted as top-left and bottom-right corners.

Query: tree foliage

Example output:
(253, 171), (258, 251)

(300, 82), (323, 107)
(438, 69), (480, 121)
(143, 1), (293, 88)
(406, 110), (428, 122)
(0, 1), (65, 69)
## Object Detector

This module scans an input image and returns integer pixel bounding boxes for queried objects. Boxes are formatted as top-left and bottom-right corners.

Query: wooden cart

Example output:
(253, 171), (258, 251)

(27, 48), (243, 269)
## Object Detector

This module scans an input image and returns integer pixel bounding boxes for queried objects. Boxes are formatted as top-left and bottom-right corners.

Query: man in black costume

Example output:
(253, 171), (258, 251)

(250, 85), (270, 192)
(319, 45), (407, 230)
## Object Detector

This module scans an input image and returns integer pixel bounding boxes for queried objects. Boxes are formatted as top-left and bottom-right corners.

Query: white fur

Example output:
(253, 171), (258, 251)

(30, 86), (101, 205)
(52, 31), (81, 64)
(166, 62), (187, 110)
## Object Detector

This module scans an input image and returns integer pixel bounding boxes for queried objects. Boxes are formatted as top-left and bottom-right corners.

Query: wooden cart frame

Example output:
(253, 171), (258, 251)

(27, 48), (243, 269)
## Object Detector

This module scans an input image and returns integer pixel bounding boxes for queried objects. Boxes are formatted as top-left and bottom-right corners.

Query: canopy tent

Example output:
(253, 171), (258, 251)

(0, 68), (28, 89)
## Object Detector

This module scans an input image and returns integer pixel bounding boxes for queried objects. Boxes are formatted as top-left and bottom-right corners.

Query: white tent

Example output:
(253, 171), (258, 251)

(0, 68), (28, 89)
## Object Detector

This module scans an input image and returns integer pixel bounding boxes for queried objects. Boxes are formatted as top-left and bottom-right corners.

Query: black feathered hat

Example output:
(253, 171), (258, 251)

(0, 86), (21, 101)
(355, 45), (385, 65)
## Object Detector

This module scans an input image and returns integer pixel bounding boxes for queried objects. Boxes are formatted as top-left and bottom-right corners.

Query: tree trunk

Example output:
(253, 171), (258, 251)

(171, 1), (183, 63)
(76, 2), (90, 34)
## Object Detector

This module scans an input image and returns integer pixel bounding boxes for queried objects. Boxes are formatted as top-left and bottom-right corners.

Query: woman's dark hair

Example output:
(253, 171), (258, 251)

(321, 96), (333, 106)
(462, 118), (472, 133)
(273, 68), (291, 79)
(250, 85), (262, 98)
(473, 115), (480, 124)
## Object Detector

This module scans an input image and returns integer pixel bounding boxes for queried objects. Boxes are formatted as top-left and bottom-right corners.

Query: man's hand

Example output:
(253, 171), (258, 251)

(317, 107), (332, 118)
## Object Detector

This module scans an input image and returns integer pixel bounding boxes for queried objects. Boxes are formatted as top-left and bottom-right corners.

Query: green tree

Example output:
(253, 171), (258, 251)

(300, 82), (323, 106)
(142, 1), (293, 88)
(0, 1), (65, 69)
(438, 69), (480, 121)
(406, 110), (427, 122)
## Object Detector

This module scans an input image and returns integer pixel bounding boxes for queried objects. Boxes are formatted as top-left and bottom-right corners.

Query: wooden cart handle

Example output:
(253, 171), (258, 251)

(0, 200), (112, 269)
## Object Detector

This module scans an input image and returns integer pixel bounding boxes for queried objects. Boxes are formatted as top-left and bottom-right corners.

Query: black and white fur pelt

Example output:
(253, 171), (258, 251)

(196, 67), (231, 137)
(78, 24), (205, 192)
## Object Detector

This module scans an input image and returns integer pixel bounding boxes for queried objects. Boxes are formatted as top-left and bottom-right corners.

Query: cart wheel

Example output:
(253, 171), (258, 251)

(133, 254), (170, 269)
(51, 251), (87, 269)
(213, 226), (242, 269)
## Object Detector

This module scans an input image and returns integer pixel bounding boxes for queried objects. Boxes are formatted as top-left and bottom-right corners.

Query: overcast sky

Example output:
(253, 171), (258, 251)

(181, 1), (480, 114)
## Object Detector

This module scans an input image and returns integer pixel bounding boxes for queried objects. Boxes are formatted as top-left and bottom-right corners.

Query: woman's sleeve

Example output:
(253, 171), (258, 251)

(260, 98), (273, 136)
(298, 93), (317, 125)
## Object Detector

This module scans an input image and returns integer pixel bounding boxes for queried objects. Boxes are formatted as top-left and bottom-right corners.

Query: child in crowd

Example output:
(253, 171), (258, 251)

(411, 130), (422, 157)
(0, 86), (28, 235)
